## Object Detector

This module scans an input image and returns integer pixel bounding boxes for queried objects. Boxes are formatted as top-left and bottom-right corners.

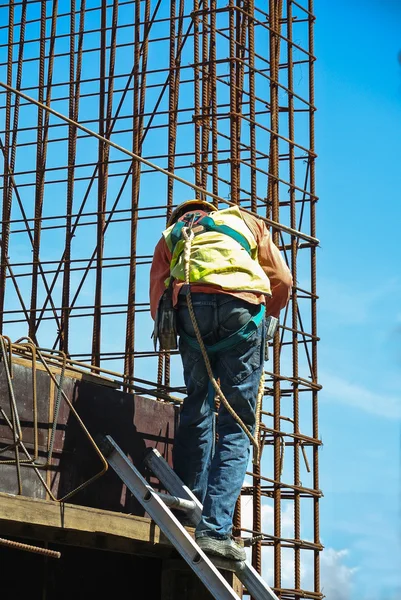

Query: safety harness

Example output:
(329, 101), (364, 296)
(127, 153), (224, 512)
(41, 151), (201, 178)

(180, 301), (265, 422)
(172, 209), (265, 361)
(178, 217), (266, 464)
(170, 213), (253, 257)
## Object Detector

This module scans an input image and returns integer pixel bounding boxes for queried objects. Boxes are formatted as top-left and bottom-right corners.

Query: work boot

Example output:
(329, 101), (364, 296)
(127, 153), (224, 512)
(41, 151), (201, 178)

(195, 535), (246, 561)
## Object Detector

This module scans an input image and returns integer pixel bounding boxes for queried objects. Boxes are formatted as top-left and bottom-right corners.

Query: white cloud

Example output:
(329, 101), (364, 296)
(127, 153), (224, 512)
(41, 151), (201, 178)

(320, 370), (401, 419)
(320, 548), (357, 600)
(241, 496), (357, 598)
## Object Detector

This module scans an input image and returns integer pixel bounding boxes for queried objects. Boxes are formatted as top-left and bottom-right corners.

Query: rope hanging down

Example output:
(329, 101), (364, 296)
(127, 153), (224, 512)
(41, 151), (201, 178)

(181, 226), (264, 465)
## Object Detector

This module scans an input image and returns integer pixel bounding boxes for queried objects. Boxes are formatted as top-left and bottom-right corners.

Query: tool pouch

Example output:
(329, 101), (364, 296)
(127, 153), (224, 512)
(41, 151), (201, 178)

(152, 281), (178, 351)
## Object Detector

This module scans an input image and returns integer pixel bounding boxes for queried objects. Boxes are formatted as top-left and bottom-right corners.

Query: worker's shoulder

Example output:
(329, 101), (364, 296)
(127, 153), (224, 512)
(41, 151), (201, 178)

(238, 208), (267, 241)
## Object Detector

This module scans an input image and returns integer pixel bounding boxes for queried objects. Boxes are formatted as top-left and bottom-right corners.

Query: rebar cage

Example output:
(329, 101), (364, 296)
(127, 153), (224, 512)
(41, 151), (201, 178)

(0, 1), (321, 598)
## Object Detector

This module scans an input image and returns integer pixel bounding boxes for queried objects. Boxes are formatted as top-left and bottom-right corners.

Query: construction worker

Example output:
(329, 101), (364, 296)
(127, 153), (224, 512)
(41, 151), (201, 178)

(149, 199), (292, 561)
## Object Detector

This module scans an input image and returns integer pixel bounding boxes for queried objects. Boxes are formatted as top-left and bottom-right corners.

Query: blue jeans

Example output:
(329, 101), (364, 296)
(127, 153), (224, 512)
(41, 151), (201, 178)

(173, 292), (266, 539)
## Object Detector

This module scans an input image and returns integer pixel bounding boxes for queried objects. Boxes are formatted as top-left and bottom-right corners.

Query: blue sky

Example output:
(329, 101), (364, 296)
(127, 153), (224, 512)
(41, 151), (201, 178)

(0, 2), (400, 598)
(315, 1), (401, 598)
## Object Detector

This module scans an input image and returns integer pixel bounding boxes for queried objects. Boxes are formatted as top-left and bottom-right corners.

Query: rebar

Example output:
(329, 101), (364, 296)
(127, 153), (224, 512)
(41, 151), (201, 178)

(0, 2), (320, 597)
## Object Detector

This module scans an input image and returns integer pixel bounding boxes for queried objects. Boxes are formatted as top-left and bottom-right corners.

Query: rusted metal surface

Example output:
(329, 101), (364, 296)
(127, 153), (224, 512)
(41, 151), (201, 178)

(56, 378), (177, 514)
(0, 346), (177, 515)
(0, 2), (320, 598)
(0, 536), (61, 558)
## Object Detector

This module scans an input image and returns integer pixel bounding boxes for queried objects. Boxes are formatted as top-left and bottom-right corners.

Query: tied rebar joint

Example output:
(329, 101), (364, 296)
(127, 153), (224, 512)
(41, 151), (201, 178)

(243, 535), (264, 547)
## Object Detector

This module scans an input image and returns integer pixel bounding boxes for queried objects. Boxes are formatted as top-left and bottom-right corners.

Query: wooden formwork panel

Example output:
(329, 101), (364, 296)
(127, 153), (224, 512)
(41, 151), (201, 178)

(0, 356), (178, 516)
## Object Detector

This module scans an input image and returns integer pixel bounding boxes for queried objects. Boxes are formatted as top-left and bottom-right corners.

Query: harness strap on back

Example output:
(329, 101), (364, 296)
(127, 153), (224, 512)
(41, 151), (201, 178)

(170, 215), (252, 256)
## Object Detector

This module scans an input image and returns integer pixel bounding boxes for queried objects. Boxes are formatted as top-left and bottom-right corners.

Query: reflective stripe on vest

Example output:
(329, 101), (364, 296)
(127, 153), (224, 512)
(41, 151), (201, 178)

(170, 216), (252, 256)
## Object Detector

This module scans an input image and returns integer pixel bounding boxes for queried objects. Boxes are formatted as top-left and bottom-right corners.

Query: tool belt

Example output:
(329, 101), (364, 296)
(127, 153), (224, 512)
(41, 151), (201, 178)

(152, 280), (178, 351)
(179, 302), (266, 355)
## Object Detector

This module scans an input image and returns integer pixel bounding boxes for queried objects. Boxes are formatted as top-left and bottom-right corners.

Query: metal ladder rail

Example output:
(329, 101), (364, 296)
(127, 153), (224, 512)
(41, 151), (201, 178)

(144, 447), (280, 600)
(98, 435), (241, 600)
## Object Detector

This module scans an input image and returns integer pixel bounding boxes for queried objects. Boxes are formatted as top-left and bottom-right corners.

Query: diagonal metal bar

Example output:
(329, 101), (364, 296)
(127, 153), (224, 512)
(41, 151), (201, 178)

(0, 81), (319, 245)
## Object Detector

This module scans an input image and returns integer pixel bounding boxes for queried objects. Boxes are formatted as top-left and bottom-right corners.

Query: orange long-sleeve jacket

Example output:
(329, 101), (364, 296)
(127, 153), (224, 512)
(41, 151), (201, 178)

(149, 210), (293, 320)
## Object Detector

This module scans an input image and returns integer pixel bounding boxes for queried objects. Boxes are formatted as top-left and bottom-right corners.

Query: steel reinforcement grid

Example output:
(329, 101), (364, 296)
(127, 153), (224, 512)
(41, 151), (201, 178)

(0, 1), (321, 598)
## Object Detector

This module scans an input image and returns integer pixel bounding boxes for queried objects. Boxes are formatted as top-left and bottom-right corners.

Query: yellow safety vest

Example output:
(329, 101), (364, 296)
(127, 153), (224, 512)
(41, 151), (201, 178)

(162, 206), (272, 295)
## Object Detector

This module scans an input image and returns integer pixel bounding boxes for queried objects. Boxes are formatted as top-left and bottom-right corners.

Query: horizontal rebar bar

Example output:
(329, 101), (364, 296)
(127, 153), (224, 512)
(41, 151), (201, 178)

(0, 81), (319, 246)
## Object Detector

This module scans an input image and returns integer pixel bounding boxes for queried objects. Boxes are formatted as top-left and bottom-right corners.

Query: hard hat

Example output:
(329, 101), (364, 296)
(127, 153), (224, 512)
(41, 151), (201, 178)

(167, 199), (216, 227)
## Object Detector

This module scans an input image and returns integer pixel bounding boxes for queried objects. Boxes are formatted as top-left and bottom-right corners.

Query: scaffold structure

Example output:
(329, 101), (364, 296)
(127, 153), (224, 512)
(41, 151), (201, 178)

(0, 1), (321, 598)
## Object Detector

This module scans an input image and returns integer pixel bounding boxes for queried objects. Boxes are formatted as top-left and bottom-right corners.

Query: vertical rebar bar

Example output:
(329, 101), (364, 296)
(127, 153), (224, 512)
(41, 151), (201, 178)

(92, 0), (108, 367)
(229, 0), (238, 205)
(193, 0), (202, 195)
(248, 0), (257, 213)
(209, 0), (218, 199)
(61, 0), (76, 355)
(0, 0), (14, 333)
(269, 0), (283, 593)
(0, 3), (320, 596)
(29, 0), (47, 345)
(287, 2), (301, 595)
(125, 0), (141, 385)
(201, 0), (210, 193)
(308, 1), (320, 596)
